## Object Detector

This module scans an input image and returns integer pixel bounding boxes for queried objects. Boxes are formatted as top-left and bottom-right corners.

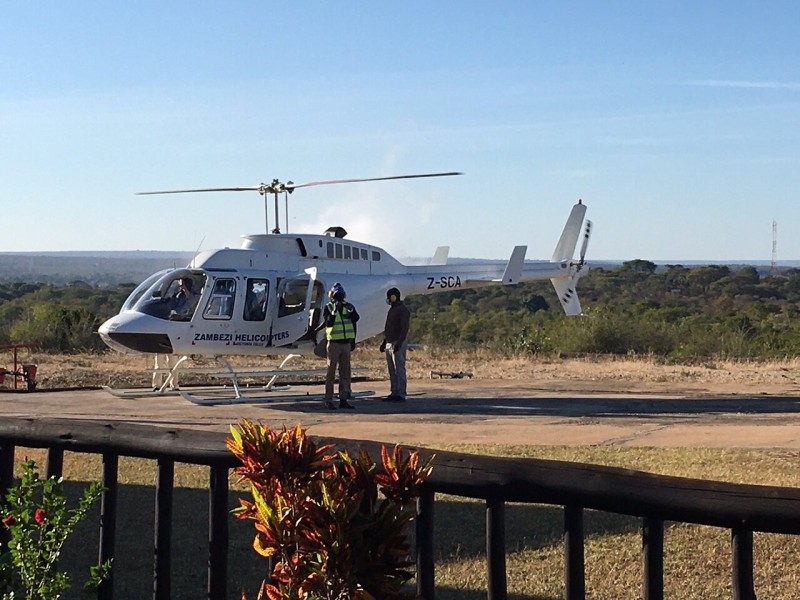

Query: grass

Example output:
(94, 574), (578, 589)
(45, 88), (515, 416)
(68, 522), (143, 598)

(427, 445), (800, 599)
(7, 446), (800, 599)
(28, 349), (800, 392)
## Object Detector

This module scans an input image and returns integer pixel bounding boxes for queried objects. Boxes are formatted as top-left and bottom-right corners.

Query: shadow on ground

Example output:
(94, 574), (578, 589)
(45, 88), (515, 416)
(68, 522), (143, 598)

(251, 394), (800, 419)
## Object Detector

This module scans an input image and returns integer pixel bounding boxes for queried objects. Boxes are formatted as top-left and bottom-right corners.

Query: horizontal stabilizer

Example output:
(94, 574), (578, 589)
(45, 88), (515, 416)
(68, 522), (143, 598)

(500, 245), (527, 285)
(430, 246), (449, 266)
(551, 201), (588, 262)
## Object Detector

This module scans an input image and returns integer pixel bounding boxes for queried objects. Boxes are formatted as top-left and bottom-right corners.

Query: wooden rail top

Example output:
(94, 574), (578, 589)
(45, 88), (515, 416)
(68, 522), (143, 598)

(1, 417), (800, 534)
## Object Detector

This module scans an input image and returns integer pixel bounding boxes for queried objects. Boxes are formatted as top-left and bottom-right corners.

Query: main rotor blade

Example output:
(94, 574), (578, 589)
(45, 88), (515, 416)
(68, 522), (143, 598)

(286, 171), (462, 191)
(137, 172), (462, 196)
(136, 186), (263, 195)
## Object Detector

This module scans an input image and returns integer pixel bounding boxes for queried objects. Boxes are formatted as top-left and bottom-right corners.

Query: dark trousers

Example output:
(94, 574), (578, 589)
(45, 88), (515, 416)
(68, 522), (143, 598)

(325, 340), (352, 400)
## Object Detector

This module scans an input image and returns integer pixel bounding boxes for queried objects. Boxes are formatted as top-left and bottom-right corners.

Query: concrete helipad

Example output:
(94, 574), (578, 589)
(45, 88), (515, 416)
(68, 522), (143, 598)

(4, 378), (800, 449)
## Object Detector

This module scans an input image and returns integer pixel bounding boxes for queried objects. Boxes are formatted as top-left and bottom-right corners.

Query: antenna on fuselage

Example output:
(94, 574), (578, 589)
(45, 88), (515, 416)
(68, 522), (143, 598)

(136, 172), (462, 236)
(190, 235), (206, 268)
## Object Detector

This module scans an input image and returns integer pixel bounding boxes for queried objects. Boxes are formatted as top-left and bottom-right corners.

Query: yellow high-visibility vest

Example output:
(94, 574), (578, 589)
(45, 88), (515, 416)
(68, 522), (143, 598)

(325, 302), (356, 341)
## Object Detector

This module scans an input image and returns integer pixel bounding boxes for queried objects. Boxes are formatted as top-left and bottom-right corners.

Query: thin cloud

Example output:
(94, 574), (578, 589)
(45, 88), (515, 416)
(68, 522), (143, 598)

(686, 79), (800, 90)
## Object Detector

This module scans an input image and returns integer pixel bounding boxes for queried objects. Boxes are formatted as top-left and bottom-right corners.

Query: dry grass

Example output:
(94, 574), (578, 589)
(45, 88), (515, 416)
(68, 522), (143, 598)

(20, 348), (800, 392)
(428, 445), (800, 599)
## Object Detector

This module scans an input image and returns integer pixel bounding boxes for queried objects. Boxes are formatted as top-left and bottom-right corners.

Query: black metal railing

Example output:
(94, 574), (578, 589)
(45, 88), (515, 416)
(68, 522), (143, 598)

(2, 417), (799, 600)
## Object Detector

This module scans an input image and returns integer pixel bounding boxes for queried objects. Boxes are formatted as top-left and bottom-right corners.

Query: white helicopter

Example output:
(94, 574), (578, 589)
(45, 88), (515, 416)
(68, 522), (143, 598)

(97, 173), (591, 400)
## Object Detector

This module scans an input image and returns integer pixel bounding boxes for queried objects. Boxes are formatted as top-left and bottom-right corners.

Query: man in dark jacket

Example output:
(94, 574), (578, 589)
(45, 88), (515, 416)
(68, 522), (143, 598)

(380, 287), (410, 402)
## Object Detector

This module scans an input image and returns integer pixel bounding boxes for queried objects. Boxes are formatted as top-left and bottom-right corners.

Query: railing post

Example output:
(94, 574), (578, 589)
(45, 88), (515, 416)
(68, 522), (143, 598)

(0, 443), (15, 496)
(732, 527), (755, 600)
(45, 447), (64, 479)
(642, 518), (664, 600)
(486, 497), (507, 600)
(416, 489), (435, 600)
(564, 505), (585, 600)
(208, 465), (229, 600)
(0, 444), (15, 551)
(98, 453), (118, 600)
(153, 459), (174, 600)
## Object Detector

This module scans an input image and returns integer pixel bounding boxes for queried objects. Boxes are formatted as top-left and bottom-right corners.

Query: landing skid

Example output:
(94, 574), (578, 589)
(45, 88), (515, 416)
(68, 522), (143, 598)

(100, 384), (279, 399)
(103, 353), (367, 401)
(101, 385), (184, 399)
(180, 389), (375, 406)
(150, 354), (304, 397)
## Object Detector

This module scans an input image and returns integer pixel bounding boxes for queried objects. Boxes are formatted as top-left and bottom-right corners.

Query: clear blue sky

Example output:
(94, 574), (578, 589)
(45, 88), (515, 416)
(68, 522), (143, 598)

(2, 2), (799, 262)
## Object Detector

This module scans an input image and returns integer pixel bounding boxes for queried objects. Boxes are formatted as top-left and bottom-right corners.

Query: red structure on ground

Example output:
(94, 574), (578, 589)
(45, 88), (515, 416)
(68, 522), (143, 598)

(0, 343), (40, 391)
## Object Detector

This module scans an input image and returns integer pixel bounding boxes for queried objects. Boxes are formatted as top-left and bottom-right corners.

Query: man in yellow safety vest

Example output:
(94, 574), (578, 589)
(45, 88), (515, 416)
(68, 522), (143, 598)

(322, 283), (360, 409)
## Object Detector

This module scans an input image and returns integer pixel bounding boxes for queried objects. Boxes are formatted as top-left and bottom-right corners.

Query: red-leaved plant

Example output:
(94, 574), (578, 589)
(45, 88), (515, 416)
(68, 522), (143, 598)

(227, 419), (433, 600)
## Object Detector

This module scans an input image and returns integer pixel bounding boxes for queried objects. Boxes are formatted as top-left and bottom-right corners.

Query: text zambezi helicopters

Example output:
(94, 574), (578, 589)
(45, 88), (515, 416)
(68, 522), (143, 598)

(98, 173), (591, 397)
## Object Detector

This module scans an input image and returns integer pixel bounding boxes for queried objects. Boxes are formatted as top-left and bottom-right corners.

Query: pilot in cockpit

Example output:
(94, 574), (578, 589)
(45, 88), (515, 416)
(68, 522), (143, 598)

(170, 278), (199, 319)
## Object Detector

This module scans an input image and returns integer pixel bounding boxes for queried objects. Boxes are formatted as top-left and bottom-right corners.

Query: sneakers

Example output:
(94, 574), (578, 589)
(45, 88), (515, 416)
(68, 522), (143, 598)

(382, 394), (406, 403)
(324, 396), (355, 410)
(339, 392), (355, 409)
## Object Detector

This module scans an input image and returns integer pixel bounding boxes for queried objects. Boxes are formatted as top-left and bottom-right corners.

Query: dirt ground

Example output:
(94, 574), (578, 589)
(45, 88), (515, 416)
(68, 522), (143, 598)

(4, 351), (800, 448)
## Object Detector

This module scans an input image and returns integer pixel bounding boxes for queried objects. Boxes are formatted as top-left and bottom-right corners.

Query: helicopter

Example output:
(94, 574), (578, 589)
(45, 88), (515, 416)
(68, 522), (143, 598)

(97, 173), (591, 397)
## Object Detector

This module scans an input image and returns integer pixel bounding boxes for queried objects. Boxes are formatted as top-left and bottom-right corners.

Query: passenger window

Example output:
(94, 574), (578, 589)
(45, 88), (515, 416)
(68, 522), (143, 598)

(243, 278), (269, 322)
(203, 279), (236, 320)
(372, 251), (381, 261)
(278, 278), (309, 317)
(360, 248), (368, 260)
(352, 246), (359, 260)
(344, 245), (351, 259)
(335, 244), (343, 259)
(327, 242), (334, 258)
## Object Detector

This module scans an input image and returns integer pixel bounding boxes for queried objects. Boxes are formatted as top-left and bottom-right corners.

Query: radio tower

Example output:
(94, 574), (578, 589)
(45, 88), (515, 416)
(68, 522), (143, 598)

(771, 219), (778, 277)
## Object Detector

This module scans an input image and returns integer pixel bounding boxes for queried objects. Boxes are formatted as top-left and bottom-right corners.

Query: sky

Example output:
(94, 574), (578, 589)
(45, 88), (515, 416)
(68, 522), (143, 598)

(2, 1), (800, 263)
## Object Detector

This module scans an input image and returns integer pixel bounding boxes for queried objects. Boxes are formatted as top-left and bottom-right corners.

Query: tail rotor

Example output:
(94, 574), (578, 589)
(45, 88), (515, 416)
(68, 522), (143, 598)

(578, 220), (592, 270)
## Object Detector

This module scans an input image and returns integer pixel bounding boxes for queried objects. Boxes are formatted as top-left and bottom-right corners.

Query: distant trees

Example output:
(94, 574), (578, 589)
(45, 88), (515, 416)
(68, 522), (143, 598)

(406, 263), (800, 359)
(0, 282), (133, 351)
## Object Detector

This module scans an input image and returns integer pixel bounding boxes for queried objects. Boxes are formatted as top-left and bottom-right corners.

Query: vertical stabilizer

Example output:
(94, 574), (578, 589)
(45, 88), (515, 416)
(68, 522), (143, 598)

(550, 201), (587, 262)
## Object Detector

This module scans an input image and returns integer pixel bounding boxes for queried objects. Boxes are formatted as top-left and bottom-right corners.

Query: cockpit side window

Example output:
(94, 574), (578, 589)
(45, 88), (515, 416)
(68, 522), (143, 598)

(244, 278), (269, 322)
(203, 278), (236, 320)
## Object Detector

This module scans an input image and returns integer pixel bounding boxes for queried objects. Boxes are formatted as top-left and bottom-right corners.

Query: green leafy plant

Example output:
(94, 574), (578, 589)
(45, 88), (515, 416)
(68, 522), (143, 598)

(227, 420), (434, 600)
(0, 459), (111, 599)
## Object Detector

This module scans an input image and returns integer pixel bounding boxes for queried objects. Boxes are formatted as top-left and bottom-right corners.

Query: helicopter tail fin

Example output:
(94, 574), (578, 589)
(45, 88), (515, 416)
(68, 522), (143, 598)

(550, 200), (588, 262)
(549, 200), (590, 316)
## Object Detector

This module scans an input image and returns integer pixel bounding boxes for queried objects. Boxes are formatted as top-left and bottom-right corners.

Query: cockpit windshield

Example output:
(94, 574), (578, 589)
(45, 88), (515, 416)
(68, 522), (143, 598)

(133, 270), (207, 321)
(121, 269), (173, 312)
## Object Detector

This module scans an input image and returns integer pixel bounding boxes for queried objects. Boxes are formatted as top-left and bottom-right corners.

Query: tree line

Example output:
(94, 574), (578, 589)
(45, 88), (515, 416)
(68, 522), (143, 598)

(0, 281), (134, 352)
(406, 260), (800, 359)
(2, 261), (800, 358)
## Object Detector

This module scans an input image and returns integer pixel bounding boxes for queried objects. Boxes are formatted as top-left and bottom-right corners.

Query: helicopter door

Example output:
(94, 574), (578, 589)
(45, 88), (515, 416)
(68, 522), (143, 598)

(269, 267), (317, 347)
